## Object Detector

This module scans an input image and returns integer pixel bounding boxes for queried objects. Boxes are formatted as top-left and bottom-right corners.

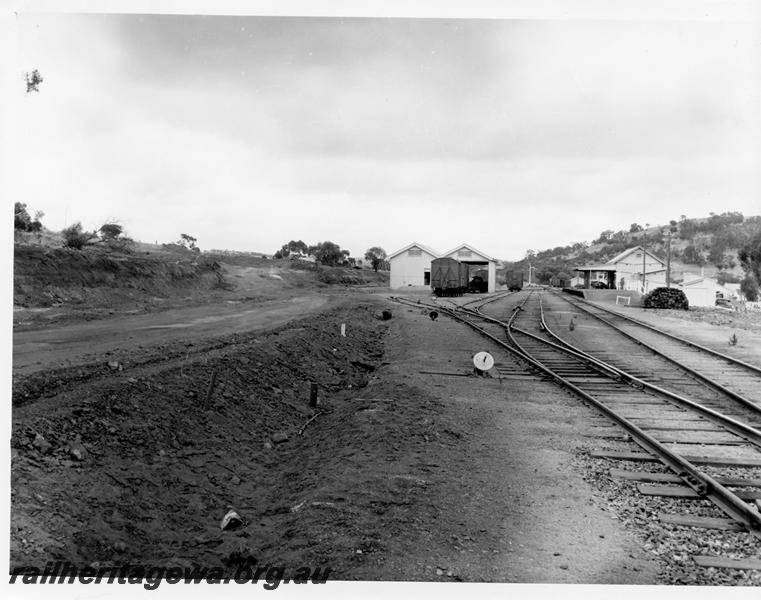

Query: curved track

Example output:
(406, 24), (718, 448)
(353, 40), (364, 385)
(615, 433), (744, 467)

(550, 292), (761, 415)
(394, 289), (761, 566)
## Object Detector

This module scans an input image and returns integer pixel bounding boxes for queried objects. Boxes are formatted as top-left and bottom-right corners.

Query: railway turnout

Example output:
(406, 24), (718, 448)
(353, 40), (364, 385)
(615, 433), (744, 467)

(393, 289), (761, 572)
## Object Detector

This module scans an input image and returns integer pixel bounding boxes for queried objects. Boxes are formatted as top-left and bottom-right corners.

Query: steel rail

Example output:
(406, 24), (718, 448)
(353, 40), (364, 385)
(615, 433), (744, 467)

(557, 291), (761, 376)
(391, 295), (538, 366)
(459, 289), (514, 309)
(393, 292), (761, 534)
(433, 290), (514, 313)
(551, 292), (761, 415)
(469, 292), (761, 445)
(527, 298), (761, 448)
(502, 295), (761, 536)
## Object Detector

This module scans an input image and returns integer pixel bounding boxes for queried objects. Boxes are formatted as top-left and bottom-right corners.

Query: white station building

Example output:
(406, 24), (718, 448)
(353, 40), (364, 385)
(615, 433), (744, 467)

(388, 242), (498, 293)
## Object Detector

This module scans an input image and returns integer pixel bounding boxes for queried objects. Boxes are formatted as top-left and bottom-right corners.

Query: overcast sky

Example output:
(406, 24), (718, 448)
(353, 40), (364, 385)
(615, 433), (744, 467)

(13, 7), (761, 260)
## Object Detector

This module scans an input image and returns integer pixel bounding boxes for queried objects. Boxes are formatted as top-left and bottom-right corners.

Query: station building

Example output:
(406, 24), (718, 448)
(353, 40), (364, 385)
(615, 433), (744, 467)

(573, 246), (666, 293)
(388, 242), (498, 293)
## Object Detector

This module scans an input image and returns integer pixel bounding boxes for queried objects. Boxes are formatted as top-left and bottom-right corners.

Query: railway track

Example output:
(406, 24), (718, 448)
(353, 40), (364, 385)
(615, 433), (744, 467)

(394, 290), (761, 571)
(550, 291), (761, 416)
(513, 293), (761, 434)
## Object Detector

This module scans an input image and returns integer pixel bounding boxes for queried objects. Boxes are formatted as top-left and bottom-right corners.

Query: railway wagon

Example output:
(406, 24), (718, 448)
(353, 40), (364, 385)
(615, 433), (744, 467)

(506, 270), (524, 291)
(459, 262), (470, 292)
(469, 269), (489, 293)
(431, 257), (468, 296)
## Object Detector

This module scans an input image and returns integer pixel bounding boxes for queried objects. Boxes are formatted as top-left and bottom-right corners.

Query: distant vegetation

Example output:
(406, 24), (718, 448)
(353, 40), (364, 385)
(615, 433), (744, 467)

(739, 229), (761, 301)
(273, 240), (351, 266)
(363, 247), (388, 272)
(61, 222), (97, 250)
(499, 212), (761, 298)
(177, 233), (200, 253)
(14, 203), (44, 233)
(273, 240), (387, 270)
(15, 204), (138, 255)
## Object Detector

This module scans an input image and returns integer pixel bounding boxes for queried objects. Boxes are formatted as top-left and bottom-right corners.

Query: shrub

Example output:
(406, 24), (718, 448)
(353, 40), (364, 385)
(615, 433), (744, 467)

(62, 222), (97, 250)
(741, 275), (759, 302)
(14, 202), (44, 232)
(99, 223), (123, 240)
(642, 287), (689, 310)
(98, 222), (134, 253)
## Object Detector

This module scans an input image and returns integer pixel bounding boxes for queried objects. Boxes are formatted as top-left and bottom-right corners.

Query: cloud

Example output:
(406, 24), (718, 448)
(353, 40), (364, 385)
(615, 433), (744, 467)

(14, 13), (761, 260)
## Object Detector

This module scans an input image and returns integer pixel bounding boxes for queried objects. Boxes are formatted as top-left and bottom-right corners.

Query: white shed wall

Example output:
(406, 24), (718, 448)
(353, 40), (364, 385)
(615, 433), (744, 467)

(487, 262), (497, 293)
(682, 285), (714, 307)
(389, 250), (435, 289)
(682, 278), (728, 307)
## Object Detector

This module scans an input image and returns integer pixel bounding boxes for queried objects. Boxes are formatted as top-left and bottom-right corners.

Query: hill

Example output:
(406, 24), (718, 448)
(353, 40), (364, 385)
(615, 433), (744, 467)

(13, 233), (389, 329)
(498, 212), (761, 287)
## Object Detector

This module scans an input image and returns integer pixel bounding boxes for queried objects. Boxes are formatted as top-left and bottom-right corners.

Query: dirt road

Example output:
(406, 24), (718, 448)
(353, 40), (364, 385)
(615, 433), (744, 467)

(12, 294), (332, 376)
(11, 292), (661, 583)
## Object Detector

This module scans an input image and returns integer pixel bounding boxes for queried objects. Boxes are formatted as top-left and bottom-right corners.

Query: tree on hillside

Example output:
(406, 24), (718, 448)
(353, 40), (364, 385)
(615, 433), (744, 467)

(98, 221), (134, 252)
(289, 240), (309, 255)
(611, 230), (627, 242)
(571, 241), (589, 252)
(595, 230), (614, 243)
(274, 240), (309, 259)
(310, 241), (349, 267)
(629, 223), (643, 233)
(364, 246), (388, 271)
(738, 230), (761, 281)
(682, 244), (705, 265)
(741, 276), (759, 302)
(99, 223), (123, 240)
(14, 202), (44, 232)
(177, 233), (200, 252)
(738, 230), (761, 301)
(62, 222), (97, 250)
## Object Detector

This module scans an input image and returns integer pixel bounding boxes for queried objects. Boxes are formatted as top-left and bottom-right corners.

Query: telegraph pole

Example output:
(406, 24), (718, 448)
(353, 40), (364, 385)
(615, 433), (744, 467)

(642, 224), (650, 294)
(666, 220), (677, 289)
(666, 229), (672, 288)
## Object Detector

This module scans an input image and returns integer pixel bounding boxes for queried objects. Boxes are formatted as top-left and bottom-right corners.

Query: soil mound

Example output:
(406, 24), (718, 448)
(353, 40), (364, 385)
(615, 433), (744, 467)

(11, 302), (399, 574)
(13, 245), (225, 309)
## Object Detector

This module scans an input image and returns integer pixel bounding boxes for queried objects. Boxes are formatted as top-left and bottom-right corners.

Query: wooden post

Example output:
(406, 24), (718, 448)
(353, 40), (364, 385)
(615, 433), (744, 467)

(203, 370), (218, 410)
(309, 382), (318, 408)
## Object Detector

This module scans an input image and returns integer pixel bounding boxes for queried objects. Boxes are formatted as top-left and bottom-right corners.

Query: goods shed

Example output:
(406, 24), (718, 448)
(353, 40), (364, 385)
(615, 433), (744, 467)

(440, 243), (498, 293)
(388, 242), (440, 289)
(388, 242), (499, 292)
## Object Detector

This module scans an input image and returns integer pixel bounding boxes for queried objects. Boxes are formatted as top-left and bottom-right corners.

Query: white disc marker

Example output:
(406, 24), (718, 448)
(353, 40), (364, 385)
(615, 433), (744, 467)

(473, 351), (495, 372)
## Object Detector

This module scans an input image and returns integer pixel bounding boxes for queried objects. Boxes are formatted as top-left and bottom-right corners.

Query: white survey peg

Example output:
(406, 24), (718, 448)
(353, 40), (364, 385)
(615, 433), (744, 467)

(473, 351), (495, 372)
(340, 323), (346, 337)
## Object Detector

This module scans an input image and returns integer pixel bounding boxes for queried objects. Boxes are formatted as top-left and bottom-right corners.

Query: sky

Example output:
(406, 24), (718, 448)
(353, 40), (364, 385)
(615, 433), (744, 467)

(11, 3), (761, 261)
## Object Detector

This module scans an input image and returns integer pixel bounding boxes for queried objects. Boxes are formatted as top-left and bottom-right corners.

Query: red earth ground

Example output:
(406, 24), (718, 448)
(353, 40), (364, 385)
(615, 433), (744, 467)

(11, 247), (761, 586)
(11, 292), (658, 584)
